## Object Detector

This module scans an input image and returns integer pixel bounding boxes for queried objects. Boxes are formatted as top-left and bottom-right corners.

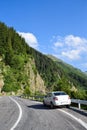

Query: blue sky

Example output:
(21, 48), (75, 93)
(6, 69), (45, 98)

(0, 0), (87, 72)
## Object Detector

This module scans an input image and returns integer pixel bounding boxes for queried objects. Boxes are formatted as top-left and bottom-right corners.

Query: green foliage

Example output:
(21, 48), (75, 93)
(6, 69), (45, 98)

(0, 22), (87, 100)
(23, 86), (31, 96)
(2, 67), (21, 92)
(32, 51), (63, 89)
(71, 89), (87, 100)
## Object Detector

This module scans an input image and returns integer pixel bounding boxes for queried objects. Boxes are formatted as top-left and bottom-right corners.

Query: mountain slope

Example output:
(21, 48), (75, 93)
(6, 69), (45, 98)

(0, 22), (87, 99)
(47, 55), (87, 89)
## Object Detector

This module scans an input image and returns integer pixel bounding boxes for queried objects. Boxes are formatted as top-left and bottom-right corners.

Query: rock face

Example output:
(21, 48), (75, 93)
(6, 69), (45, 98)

(0, 55), (46, 94)
(0, 79), (4, 92)
(24, 58), (46, 94)
(0, 56), (4, 92)
(29, 70), (46, 94)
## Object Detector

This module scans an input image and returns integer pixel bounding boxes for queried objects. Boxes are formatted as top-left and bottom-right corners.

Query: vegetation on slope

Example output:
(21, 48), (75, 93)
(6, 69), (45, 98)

(0, 22), (87, 99)
(47, 55), (87, 89)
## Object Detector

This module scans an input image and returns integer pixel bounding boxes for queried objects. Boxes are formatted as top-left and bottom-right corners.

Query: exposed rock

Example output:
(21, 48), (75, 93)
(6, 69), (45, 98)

(0, 79), (4, 92)
(30, 72), (46, 94)
(24, 58), (46, 94)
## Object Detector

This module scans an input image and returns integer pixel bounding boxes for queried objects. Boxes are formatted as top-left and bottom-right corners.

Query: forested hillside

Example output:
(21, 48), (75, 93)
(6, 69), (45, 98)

(0, 22), (87, 99)
(47, 55), (87, 90)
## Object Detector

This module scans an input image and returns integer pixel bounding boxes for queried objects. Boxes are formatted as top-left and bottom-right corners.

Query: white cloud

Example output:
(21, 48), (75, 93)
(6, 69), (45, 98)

(65, 35), (87, 47)
(52, 35), (87, 60)
(18, 32), (39, 49)
(54, 42), (63, 47)
(62, 49), (80, 60)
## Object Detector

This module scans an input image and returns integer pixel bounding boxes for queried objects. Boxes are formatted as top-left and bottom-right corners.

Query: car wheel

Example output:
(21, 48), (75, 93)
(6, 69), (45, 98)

(50, 102), (54, 109)
(43, 101), (46, 106)
(66, 105), (70, 108)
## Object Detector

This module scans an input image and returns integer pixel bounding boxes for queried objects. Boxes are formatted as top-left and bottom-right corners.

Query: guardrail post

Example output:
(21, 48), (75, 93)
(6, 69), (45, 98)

(78, 100), (81, 109)
(71, 99), (87, 110)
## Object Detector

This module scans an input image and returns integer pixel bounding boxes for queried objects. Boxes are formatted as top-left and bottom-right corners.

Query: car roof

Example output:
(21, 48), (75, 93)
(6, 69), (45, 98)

(46, 91), (67, 95)
(52, 91), (66, 94)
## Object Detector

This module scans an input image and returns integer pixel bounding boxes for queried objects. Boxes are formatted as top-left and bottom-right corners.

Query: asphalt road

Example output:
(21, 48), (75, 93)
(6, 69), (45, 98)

(0, 96), (87, 130)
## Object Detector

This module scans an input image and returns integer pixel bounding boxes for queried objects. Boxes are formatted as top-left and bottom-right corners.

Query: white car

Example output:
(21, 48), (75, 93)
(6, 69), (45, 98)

(43, 91), (71, 108)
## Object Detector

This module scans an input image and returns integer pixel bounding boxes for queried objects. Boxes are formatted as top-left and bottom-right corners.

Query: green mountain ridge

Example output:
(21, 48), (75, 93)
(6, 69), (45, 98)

(0, 22), (87, 99)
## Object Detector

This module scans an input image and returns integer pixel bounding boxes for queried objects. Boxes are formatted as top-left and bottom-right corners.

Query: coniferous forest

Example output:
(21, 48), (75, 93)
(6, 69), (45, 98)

(0, 22), (87, 99)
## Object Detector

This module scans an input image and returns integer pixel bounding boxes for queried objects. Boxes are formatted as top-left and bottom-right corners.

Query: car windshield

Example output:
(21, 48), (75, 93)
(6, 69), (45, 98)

(54, 92), (67, 96)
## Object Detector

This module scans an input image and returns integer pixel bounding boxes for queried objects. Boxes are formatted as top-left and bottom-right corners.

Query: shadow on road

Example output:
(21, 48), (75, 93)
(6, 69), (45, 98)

(27, 104), (50, 110)
(27, 103), (64, 110)
(70, 107), (87, 117)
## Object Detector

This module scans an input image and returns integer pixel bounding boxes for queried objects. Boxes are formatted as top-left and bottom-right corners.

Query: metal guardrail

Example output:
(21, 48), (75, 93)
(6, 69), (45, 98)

(33, 97), (87, 110)
(21, 95), (87, 110)
(71, 99), (87, 109)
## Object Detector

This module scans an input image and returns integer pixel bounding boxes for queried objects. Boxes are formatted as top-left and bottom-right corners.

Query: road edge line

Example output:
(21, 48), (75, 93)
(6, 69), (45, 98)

(58, 109), (87, 129)
(9, 97), (22, 130)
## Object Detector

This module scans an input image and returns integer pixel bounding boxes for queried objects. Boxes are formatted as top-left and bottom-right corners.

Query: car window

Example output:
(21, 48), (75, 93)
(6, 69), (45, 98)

(54, 92), (67, 96)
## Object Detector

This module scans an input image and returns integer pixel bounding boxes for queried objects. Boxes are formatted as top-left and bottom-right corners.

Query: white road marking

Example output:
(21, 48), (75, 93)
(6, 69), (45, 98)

(9, 97), (22, 130)
(58, 109), (87, 129)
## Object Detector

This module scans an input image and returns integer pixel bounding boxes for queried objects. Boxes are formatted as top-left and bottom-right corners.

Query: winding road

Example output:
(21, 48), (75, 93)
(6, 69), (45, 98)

(0, 96), (87, 130)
